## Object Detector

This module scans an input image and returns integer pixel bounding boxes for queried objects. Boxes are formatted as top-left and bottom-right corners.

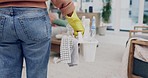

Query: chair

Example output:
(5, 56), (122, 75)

(129, 26), (148, 38)
(128, 26), (148, 78)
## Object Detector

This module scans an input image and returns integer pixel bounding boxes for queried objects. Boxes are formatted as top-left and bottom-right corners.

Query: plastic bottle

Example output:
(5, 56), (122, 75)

(83, 18), (90, 39)
(91, 16), (96, 38)
(81, 16), (86, 28)
(77, 32), (83, 43)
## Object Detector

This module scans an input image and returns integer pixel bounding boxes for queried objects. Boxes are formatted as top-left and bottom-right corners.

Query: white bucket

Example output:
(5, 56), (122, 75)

(80, 39), (98, 62)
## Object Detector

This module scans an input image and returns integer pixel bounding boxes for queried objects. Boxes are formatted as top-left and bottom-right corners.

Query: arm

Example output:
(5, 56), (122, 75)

(51, 0), (84, 37)
(51, 0), (75, 16)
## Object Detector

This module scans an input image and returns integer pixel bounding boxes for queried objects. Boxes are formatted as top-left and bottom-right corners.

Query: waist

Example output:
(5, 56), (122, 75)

(0, 1), (47, 8)
(0, 7), (47, 16)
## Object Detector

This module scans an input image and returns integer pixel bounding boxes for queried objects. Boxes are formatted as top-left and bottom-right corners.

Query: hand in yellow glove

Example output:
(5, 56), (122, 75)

(66, 11), (84, 37)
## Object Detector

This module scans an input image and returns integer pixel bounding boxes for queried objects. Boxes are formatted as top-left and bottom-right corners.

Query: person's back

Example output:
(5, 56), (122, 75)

(0, 0), (84, 78)
(0, 0), (75, 16)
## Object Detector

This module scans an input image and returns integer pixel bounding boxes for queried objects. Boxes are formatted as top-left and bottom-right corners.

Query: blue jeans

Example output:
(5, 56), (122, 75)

(0, 7), (51, 78)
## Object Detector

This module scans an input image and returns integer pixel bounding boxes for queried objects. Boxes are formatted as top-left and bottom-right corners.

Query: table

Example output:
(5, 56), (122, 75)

(51, 38), (61, 53)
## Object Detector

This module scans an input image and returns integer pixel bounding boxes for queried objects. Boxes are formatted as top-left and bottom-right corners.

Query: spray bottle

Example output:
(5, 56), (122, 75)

(91, 16), (96, 39)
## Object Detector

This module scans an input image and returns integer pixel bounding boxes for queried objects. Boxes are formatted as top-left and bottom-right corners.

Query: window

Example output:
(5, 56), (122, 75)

(83, 0), (93, 2)
(130, 0), (132, 5)
(73, 0), (77, 2)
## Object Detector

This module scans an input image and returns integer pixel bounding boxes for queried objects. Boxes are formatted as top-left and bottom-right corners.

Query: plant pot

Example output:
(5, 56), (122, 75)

(98, 26), (107, 36)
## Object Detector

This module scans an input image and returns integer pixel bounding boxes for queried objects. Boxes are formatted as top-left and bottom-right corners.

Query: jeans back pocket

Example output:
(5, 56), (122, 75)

(18, 15), (50, 41)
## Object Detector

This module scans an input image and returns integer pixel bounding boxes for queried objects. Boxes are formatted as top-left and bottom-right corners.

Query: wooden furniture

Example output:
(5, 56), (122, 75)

(133, 26), (148, 30)
(128, 26), (148, 78)
(51, 38), (61, 53)
(129, 26), (148, 38)
(128, 40), (148, 78)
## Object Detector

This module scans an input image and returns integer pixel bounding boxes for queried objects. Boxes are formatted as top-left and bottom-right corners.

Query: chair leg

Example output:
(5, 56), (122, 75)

(128, 41), (135, 78)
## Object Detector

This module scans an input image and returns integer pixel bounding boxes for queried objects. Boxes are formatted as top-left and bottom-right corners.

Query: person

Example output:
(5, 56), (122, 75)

(0, 0), (84, 78)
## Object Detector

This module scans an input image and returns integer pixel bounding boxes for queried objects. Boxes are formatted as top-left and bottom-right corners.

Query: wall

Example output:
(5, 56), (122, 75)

(82, 0), (103, 13)
(73, 0), (103, 13)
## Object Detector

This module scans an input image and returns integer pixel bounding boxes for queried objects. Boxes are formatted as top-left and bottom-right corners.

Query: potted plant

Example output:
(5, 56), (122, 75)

(98, 0), (112, 35)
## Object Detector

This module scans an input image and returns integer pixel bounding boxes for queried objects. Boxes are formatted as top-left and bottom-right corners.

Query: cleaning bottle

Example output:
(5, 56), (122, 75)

(91, 16), (96, 39)
(83, 18), (90, 39)
(81, 16), (86, 28)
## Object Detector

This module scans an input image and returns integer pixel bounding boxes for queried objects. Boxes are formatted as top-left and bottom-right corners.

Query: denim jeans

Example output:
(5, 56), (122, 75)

(0, 7), (51, 78)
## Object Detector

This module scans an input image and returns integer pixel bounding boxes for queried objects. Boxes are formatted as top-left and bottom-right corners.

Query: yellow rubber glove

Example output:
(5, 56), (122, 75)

(66, 11), (84, 37)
